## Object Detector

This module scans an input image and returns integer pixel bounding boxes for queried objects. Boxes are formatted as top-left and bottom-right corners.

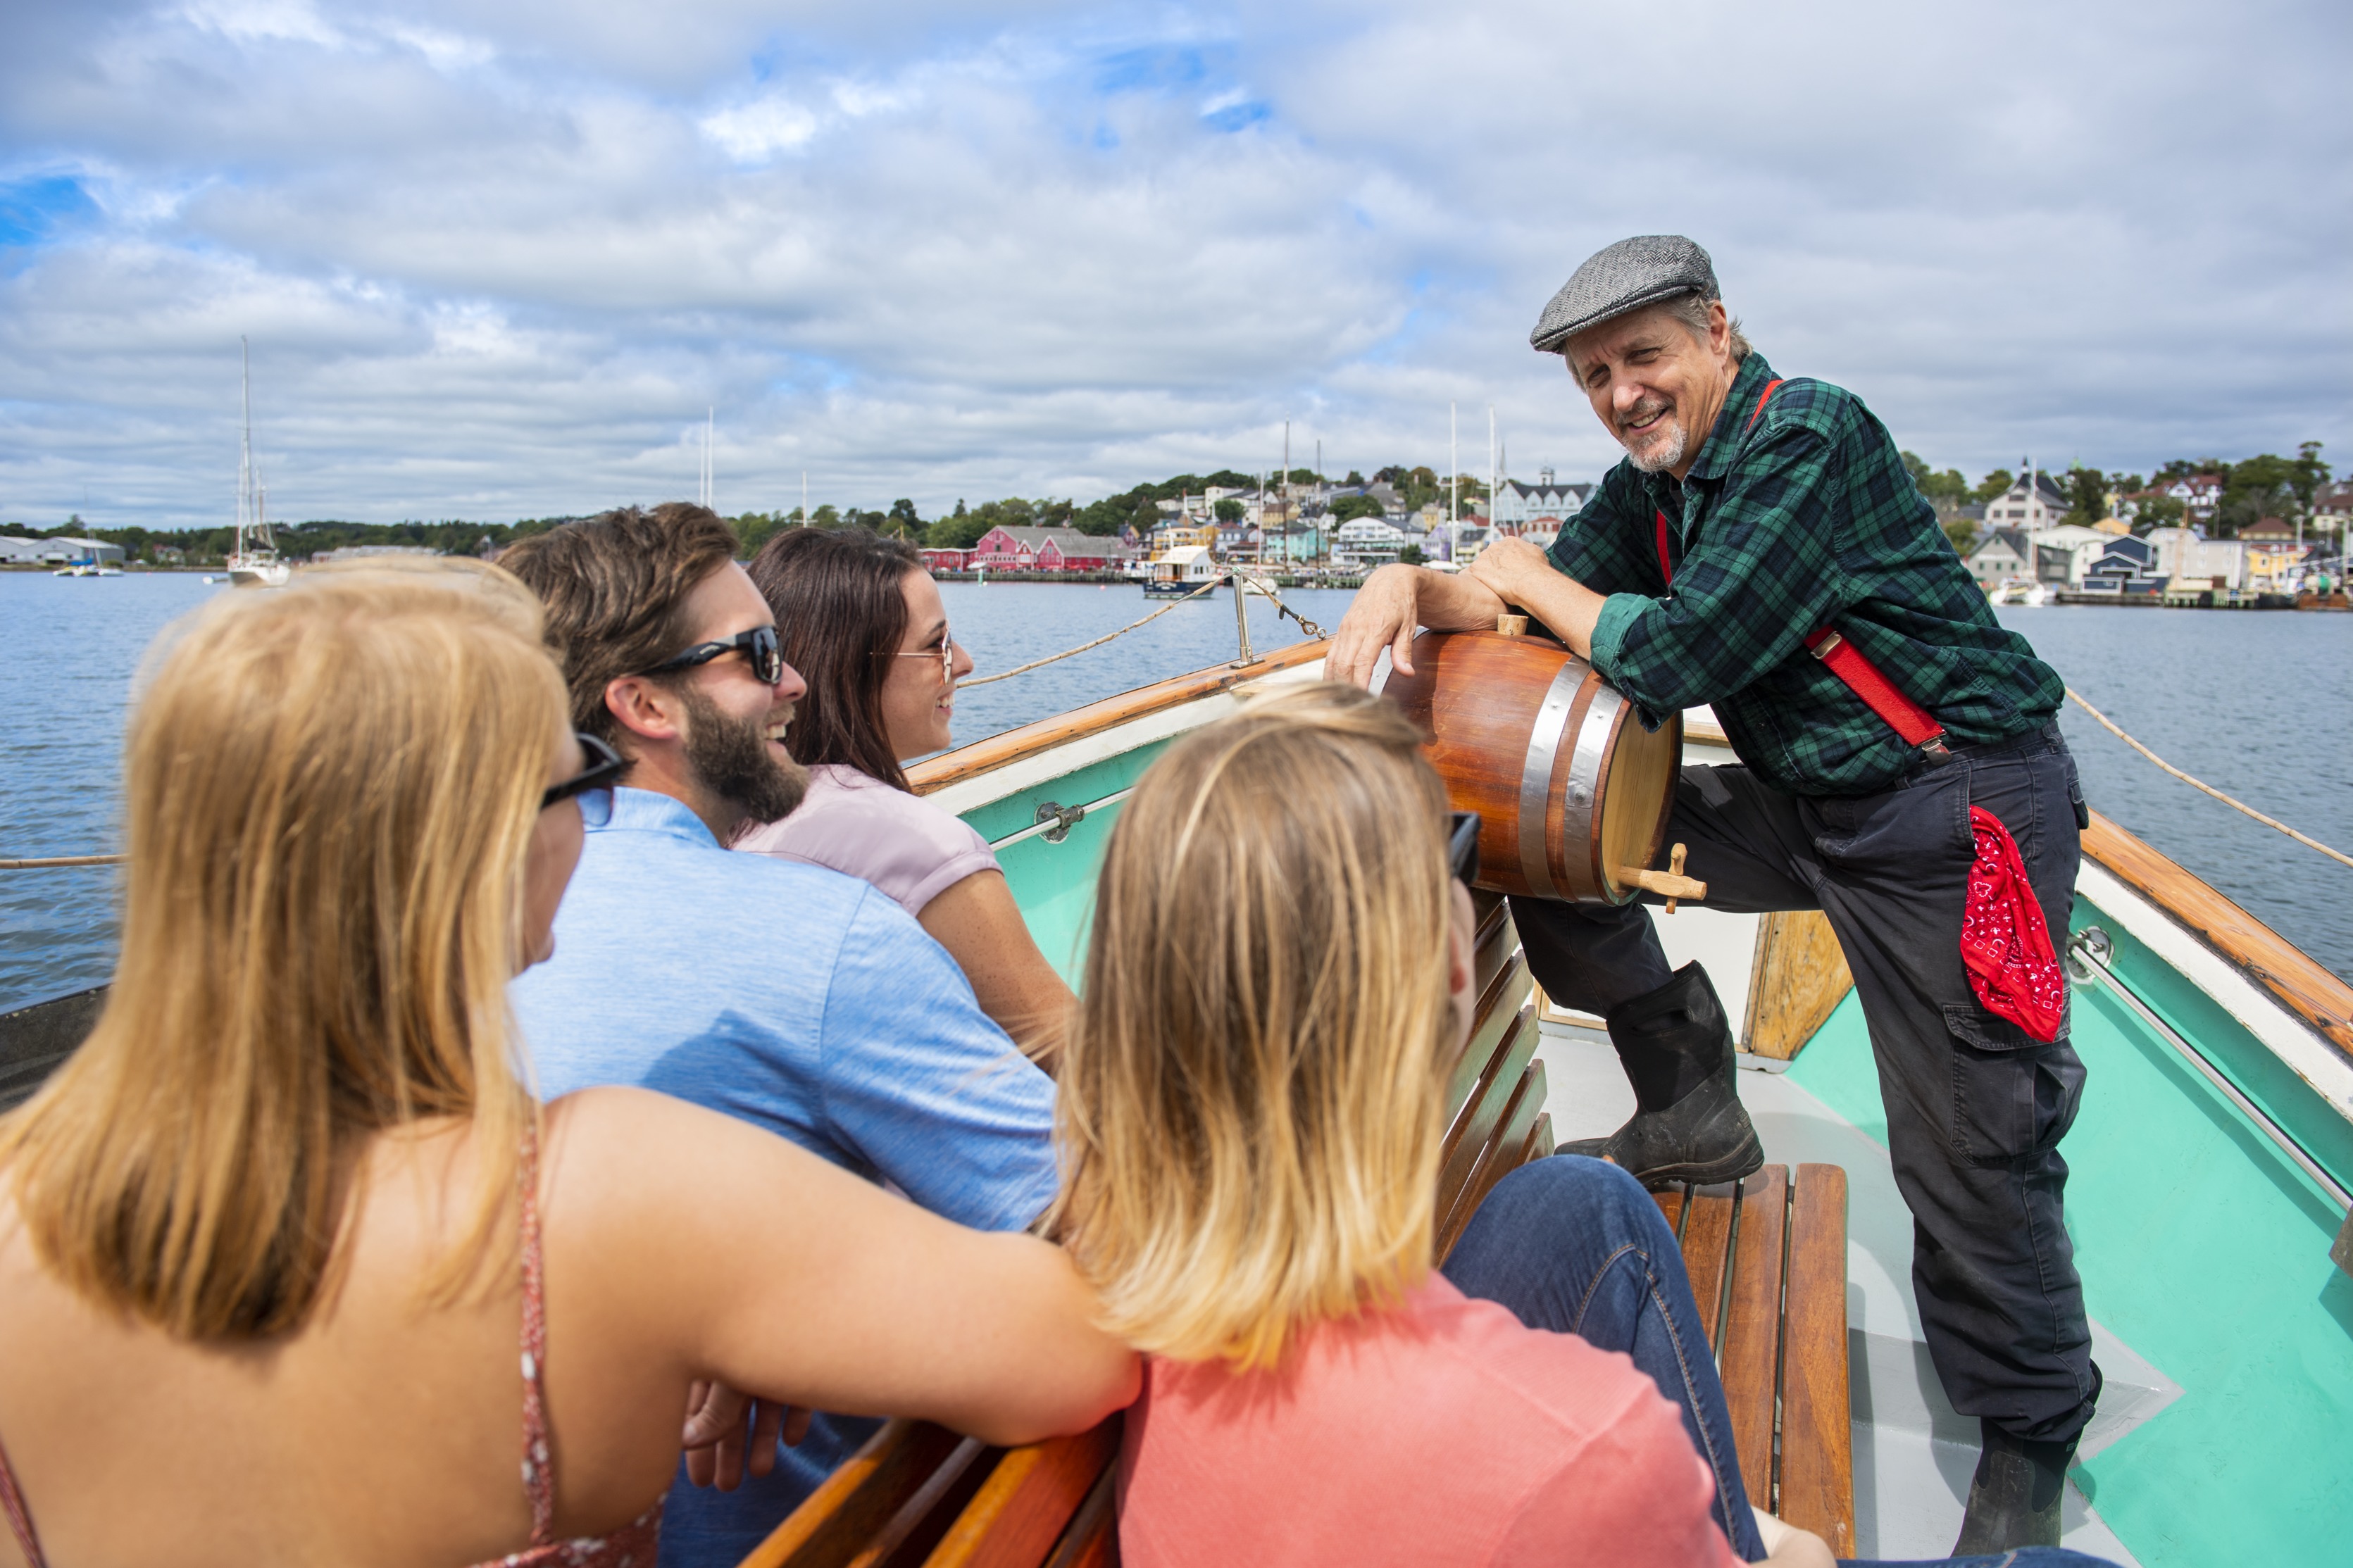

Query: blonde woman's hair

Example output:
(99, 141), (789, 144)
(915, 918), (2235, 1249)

(0, 558), (568, 1339)
(1051, 682), (1456, 1369)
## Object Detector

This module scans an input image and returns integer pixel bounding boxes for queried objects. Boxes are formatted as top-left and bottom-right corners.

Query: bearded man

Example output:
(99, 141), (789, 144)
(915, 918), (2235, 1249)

(1329, 237), (2097, 1553)
(502, 504), (1059, 1568)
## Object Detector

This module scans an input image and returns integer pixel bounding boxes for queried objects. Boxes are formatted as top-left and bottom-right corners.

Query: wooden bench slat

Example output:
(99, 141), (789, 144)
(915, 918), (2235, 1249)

(1717, 1165), (1788, 1512)
(1436, 1058), (1547, 1261)
(1471, 908), (1519, 1000)
(1520, 1110), (1554, 1164)
(1465, 1059), (1545, 1222)
(1677, 1184), (1737, 1353)
(1655, 1184), (1688, 1238)
(922, 1417), (1121, 1568)
(1436, 1005), (1537, 1212)
(1443, 958), (1533, 1119)
(1036, 1464), (1117, 1568)
(739, 1419), (975, 1568)
(1778, 1164), (1854, 1557)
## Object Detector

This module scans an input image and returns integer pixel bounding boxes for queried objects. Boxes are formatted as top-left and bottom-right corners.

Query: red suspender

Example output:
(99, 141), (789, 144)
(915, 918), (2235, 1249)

(1802, 628), (1950, 758)
(1668, 375), (1951, 761)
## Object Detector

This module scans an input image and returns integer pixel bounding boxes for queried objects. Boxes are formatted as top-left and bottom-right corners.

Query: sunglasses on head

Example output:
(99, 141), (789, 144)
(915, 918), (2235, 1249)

(1447, 810), (1481, 886)
(642, 624), (785, 687)
(543, 732), (626, 810)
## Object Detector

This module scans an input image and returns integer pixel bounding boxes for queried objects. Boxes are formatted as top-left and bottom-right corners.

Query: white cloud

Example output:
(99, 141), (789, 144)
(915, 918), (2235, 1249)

(699, 94), (822, 162)
(0, 0), (2346, 532)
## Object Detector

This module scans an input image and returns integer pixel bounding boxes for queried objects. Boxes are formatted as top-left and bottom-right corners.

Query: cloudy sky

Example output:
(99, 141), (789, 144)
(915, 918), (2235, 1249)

(1, 0), (2346, 531)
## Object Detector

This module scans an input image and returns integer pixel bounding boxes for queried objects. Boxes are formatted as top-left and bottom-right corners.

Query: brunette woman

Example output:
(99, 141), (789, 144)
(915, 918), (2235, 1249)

(742, 527), (1073, 1062)
(0, 561), (1134, 1567)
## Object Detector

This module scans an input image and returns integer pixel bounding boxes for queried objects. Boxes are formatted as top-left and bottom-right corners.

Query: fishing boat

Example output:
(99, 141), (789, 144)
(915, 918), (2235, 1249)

(3, 632), (2347, 1567)
(1139, 543), (1223, 597)
(225, 339), (291, 590)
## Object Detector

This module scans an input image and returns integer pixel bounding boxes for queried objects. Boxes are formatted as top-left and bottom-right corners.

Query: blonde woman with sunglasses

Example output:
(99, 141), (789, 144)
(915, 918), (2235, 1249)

(0, 561), (1134, 1568)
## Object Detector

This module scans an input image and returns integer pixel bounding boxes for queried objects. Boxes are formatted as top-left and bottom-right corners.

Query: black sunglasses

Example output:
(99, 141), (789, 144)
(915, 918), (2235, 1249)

(543, 732), (626, 810)
(642, 625), (785, 687)
(1447, 810), (1481, 886)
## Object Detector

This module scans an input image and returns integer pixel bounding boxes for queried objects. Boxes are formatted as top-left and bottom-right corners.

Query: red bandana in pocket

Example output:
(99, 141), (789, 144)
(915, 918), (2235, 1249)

(1959, 805), (2066, 1043)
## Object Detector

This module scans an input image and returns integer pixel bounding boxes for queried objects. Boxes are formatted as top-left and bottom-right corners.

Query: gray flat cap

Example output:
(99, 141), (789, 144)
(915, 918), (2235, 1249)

(1528, 234), (1718, 354)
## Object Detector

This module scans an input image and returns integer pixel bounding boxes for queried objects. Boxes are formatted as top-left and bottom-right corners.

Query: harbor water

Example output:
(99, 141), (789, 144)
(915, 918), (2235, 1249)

(4, 572), (2349, 1012)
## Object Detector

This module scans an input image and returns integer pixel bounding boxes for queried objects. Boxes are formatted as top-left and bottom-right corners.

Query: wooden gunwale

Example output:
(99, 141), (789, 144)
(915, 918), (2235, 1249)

(2082, 810), (2353, 1060)
(906, 639), (1331, 796)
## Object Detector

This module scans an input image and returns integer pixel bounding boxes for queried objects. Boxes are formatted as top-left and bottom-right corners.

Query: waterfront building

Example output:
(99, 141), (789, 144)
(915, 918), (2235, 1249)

(2030, 524), (2118, 587)
(2075, 535), (2163, 596)
(23, 536), (129, 566)
(0, 535), (46, 565)
(1492, 470), (1593, 534)
(2239, 520), (2311, 589)
(968, 525), (1140, 573)
(2160, 472), (2226, 525)
(1981, 471), (2071, 530)
(2144, 526), (2248, 590)
(1964, 527), (2034, 587)
(1332, 518), (1410, 570)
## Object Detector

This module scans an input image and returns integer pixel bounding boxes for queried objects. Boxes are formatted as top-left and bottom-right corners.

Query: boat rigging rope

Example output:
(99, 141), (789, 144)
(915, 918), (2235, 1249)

(959, 572), (1326, 689)
(2066, 688), (2353, 872)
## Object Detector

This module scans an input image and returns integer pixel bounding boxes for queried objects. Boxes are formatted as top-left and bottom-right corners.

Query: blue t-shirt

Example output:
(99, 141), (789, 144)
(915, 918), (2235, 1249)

(511, 786), (1058, 1568)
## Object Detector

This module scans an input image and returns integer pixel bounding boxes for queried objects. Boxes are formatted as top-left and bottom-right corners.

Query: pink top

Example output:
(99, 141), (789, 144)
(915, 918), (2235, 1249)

(1117, 1275), (1744, 1568)
(0, 1133), (662, 1568)
(735, 764), (999, 917)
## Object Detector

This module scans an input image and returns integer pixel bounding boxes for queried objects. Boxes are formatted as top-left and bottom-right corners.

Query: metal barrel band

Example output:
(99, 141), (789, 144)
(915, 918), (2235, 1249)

(1516, 663), (1585, 900)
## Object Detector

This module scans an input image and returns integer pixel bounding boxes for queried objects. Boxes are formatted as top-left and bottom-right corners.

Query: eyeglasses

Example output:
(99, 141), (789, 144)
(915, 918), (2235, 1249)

(885, 627), (959, 686)
(543, 732), (626, 810)
(643, 625), (785, 687)
(1447, 810), (1481, 886)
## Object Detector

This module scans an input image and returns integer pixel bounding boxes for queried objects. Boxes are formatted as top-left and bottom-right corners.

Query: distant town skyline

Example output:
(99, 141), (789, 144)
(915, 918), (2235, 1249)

(1, 0), (2347, 530)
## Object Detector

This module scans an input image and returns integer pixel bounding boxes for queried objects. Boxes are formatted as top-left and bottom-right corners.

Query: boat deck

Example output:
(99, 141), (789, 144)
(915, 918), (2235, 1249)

(1539, 1017), (2147, 1562)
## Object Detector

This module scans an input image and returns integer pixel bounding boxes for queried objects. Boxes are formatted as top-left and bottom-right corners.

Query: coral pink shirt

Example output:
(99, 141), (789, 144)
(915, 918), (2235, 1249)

(1118, 1276), (1743, 1568)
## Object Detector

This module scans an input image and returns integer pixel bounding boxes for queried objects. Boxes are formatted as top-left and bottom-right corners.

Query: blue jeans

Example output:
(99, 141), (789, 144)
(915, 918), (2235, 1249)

(1442, 1158), (2116, 1568)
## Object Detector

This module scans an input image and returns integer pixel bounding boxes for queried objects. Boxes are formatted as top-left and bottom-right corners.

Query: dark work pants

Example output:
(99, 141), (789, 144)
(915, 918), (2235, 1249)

(1511, 722), (2100, 1446)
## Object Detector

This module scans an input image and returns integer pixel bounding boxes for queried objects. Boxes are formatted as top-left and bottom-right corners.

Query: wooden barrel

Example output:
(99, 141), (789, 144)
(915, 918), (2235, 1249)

(1382, 629), (1681, 903)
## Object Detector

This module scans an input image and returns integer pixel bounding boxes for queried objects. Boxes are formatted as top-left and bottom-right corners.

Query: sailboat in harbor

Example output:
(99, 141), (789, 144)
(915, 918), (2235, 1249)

(226, 339), (289, 589)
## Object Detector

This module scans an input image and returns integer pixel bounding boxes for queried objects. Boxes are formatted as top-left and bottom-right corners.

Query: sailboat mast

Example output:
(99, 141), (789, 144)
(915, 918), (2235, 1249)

(238, 337), (254, 558)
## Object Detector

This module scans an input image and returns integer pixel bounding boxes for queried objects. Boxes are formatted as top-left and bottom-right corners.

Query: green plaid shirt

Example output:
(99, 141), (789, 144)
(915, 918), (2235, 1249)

(1559, 352), (2063, 797)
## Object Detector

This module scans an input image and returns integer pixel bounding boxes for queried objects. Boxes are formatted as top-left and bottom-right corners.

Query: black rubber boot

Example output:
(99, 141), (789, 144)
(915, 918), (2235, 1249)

(1952, 1419), (2074, 1553)
(1559, 962), (1763, 1189)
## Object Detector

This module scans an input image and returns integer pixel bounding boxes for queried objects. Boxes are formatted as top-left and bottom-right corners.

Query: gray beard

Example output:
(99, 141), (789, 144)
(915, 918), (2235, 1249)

(1625, 420), (1690, 474)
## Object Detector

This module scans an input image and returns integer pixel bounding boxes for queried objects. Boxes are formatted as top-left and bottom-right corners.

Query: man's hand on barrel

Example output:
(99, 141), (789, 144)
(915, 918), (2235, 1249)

(1465, 538), (1607, 660)
(1326, 564), (1509, 687)
(1463, 537), (1552, 605)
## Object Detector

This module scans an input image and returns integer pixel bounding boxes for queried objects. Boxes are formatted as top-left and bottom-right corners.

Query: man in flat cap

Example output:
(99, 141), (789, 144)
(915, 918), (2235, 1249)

(1330, 235), (2096, 1553)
